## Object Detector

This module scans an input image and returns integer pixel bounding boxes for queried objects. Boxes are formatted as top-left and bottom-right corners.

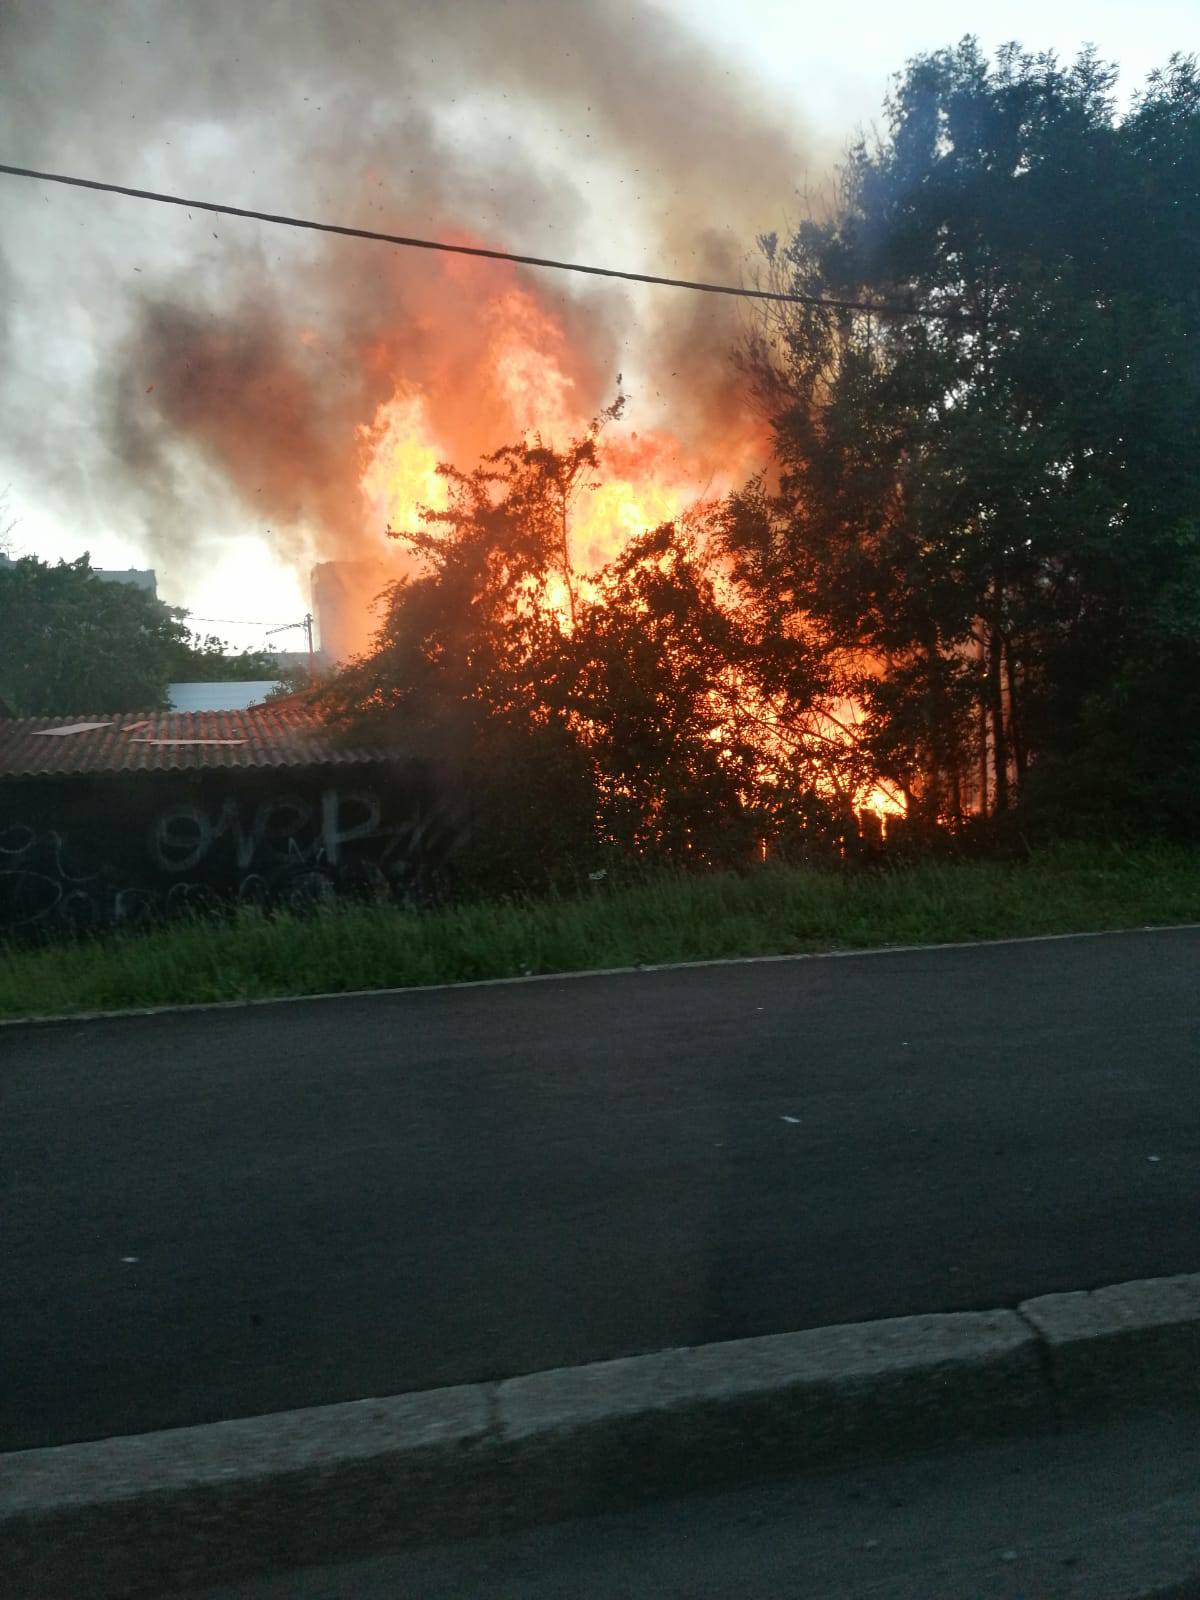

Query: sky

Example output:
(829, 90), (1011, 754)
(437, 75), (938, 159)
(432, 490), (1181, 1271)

(679, 0), (1196, 127)
(0, 0), (1194, 652)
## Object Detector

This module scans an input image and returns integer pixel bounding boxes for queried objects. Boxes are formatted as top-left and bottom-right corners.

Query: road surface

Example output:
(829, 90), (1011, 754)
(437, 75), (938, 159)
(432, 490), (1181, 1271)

(185, 1407), (1200, 1600)
(3, 927), (1198, 1451)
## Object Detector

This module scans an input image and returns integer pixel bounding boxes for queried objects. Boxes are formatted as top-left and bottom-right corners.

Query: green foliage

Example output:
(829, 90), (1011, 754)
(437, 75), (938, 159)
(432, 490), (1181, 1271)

(167, 632), (281, 683)
(570, 521), (758, 859)
(325, 44), (1199, 859)
(0, 552), (283, 713)
(318, 406), (832, 887)
(732, 42), (1200, 835)
(0, 554), (189, 715)
(1, 844), (1195, 1019)
(318, 414), (609, 888)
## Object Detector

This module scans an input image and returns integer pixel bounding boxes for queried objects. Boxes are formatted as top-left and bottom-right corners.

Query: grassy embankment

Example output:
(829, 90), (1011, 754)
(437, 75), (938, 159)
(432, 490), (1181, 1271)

(1, 843), (1197, 1020)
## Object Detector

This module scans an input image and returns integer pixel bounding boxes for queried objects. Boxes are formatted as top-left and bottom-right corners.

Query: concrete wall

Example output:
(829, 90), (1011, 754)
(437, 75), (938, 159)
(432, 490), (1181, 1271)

(0, 761), (465, 938)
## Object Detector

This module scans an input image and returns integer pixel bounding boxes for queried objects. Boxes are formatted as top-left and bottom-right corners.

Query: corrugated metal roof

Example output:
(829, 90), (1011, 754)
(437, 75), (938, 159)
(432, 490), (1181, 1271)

(0, 706), (394, 778)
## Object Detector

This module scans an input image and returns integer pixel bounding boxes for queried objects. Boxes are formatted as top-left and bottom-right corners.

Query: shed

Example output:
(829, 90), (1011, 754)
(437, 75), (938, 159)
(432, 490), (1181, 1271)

(0, 708), (461, 936)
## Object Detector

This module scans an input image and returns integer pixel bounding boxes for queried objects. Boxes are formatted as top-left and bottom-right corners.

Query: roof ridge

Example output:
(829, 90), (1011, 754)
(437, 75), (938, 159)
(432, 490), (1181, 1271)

(0, 703), (390, 778)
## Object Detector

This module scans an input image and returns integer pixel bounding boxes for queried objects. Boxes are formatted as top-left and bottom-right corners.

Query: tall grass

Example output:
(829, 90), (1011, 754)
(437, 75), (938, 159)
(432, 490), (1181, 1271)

(1, 843), (1197, 1021)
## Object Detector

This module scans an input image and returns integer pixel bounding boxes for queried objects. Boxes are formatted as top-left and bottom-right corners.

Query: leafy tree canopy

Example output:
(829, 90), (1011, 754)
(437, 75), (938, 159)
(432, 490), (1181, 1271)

(167, 631), (281, 683)
(0, 554), (188, 715)
(0, 554), (283, 714)
(323, 42), (1200, 868)
(732, 42), (1200, 834)
(317, 411), (838, 886)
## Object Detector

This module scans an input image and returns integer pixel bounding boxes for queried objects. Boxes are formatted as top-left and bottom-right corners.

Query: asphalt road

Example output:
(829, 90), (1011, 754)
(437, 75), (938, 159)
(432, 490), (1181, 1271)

(188, 1408), (1200, 1600)
(3, 928), (1199, 1452)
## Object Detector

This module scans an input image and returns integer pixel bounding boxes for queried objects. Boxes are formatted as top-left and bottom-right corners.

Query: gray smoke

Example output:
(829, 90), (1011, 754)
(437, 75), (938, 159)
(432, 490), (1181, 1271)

(0, 0), (823, 590)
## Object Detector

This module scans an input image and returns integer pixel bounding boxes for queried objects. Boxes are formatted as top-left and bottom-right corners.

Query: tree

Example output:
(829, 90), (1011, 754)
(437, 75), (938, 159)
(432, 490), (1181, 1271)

(0, 554), (189, 715)
(167, 630), (281, 683)
(318, 417), (611, 887)
(567, 515), (831, 861)
(731, 43), (1200, 835)
(317, 410), (832, 884)
(568, 519), (758, 861)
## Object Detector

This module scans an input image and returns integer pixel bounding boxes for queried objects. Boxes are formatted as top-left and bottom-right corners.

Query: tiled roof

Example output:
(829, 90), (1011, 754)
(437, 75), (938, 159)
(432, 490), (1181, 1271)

(0, 706), (396, 778)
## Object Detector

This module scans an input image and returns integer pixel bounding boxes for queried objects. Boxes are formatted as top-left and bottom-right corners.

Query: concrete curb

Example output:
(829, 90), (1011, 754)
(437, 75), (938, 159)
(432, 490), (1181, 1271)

(4, 1273), (1200, 1598)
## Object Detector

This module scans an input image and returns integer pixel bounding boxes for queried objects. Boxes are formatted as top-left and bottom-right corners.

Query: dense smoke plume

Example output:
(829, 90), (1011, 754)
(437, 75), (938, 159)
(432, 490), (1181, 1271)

(0, 0), (823, 607)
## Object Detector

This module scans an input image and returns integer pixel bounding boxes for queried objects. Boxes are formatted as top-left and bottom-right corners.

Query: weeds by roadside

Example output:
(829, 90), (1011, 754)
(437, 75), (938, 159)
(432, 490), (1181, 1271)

(1, 843), (1197, 1021)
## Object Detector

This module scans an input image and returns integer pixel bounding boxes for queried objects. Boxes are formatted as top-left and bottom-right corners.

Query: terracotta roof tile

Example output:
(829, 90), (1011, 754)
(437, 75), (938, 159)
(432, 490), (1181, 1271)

(0, 707), (394, 778)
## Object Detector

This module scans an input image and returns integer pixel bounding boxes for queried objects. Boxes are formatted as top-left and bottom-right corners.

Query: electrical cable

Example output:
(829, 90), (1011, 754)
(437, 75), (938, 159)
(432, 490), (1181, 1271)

(0, 161), (971, 320)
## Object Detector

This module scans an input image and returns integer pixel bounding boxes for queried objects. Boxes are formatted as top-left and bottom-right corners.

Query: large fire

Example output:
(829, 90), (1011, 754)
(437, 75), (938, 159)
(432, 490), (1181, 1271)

(345, 274), (902, 829)
(358, 389), (447, 535)
(356, 281), (739, 603)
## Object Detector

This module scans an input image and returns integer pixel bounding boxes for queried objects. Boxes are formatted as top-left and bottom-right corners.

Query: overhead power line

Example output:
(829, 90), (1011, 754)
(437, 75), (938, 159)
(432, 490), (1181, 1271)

(186, 615), (294, 628)
(0, 161), (966, 321)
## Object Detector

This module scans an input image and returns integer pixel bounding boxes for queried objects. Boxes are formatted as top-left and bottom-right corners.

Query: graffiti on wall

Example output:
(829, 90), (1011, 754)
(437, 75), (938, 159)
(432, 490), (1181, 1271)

(0, 783), (462, 934)
(0, 824), (111, 933)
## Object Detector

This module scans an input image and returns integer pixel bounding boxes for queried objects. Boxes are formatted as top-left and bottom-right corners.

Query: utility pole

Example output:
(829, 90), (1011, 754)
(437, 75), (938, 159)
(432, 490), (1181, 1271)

(303, 613), (316, 686)
(266, 614), (319, 689)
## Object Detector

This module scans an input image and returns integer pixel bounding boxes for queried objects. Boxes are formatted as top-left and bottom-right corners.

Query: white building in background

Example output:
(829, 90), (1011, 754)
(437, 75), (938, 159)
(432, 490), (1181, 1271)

(0, 552), (159, 596)
(167, 682), (280, 713)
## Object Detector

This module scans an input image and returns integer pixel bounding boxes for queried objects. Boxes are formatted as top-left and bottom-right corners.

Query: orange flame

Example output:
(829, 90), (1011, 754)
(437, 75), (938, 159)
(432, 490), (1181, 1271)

(350, 277), (905, 831)
(355, 283), (715, 619)
(358, 388), (448, 535)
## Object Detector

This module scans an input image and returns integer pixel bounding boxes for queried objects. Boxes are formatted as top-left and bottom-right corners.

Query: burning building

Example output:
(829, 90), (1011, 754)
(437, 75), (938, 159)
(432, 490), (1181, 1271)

(311, 559), (397, 665)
